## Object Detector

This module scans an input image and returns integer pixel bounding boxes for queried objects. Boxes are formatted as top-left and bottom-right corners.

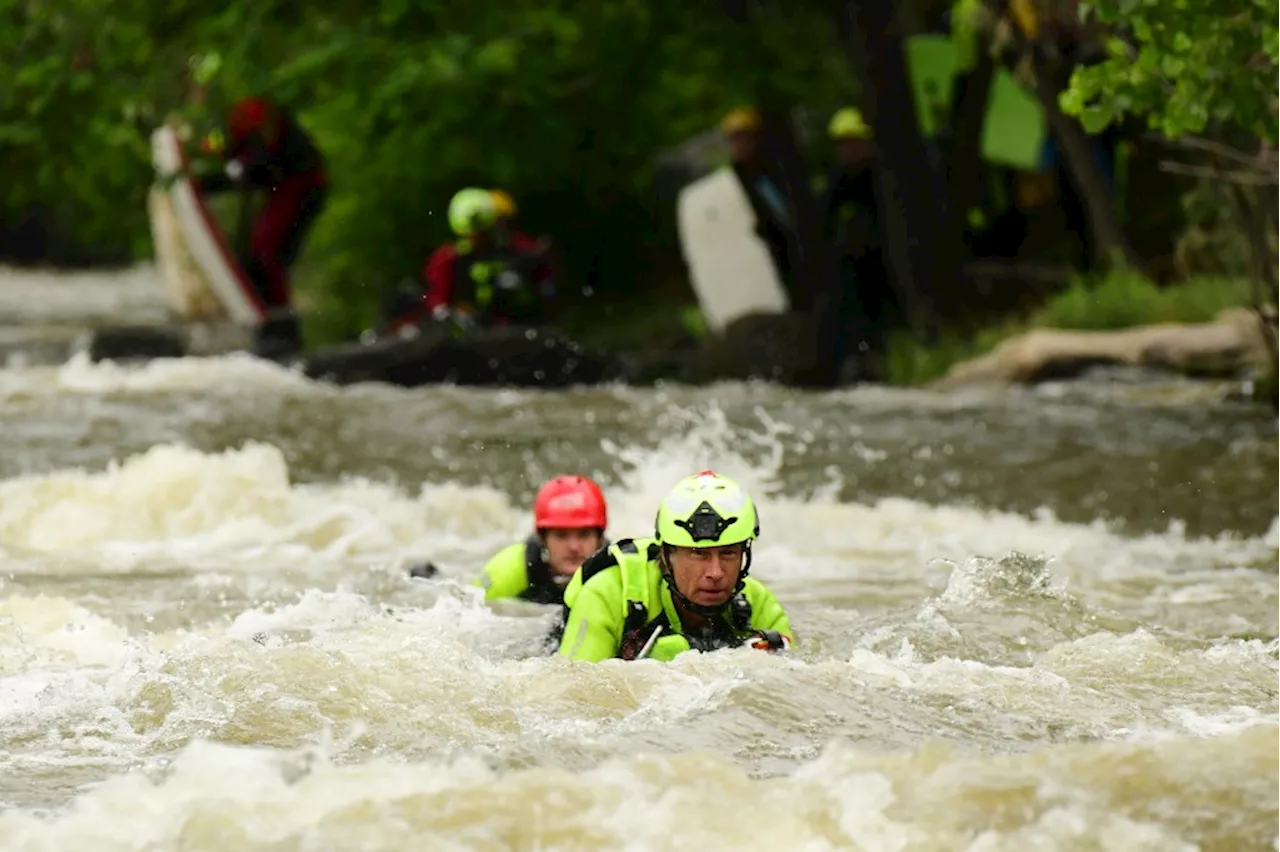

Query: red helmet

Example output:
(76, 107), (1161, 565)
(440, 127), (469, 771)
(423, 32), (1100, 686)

(533, 475), (607, 531)
(227, 97), (274, 139)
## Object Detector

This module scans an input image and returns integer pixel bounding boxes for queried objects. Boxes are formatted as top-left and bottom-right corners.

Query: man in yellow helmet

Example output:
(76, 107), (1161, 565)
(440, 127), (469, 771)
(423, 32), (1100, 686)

(720, 107), (798, 300)
(487, 187), (557, 297)
(557, 470), (793, 662)
(409, 474), (610, 607)
(821, 107), (894, 378)
(379, 187), (554, 335)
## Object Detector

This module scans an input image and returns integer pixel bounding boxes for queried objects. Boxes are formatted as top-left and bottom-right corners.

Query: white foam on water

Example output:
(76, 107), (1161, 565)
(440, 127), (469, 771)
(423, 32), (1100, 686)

(0, 345), (1271, 848)
(0, 724), (1270, 851)
(0, 350), (314, 403)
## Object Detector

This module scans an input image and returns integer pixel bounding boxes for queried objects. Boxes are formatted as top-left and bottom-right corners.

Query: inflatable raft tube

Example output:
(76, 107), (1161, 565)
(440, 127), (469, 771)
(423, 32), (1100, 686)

(299, 324), (623, 388)
(84, 322), (620, 388)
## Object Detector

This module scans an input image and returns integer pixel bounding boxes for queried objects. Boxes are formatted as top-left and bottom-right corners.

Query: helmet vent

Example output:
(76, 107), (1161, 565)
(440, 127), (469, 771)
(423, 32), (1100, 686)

(673, 501), (737, 543)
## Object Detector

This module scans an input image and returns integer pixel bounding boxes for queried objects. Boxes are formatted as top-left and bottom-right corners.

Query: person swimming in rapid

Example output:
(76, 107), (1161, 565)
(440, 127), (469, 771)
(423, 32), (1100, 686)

(408, 475), (609, 605)
(555, 470), (793, 662)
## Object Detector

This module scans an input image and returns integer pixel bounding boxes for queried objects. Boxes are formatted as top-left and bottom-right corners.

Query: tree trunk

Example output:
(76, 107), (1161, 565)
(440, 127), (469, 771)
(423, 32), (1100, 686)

(945, 52), (998, 233)
(720, 0), (832, 311)
(1225, 179), (1279, 367)
(838, 0), (961, 340)
(722, 0), (845, 385)
(1030, 54), (1143, 271)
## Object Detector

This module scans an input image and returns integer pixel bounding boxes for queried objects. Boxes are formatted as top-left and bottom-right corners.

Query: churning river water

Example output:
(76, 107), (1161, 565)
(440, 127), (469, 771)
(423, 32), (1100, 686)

(0, 265), (1276, 851)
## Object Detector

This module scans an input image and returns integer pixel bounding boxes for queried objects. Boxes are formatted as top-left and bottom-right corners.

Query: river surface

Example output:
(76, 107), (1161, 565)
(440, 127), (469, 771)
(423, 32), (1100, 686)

(0, 265), (1276, 851)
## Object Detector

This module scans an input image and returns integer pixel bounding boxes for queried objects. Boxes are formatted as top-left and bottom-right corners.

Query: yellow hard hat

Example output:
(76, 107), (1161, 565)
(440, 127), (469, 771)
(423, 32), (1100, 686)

(1009, 0), (1039, 40)
(720, 107), (761, 136)
(828, 107), (872, 140)
(489, 189), (516, 219)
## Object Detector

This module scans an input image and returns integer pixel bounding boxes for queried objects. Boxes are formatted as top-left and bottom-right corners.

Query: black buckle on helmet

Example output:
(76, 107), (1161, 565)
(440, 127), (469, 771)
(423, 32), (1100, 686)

(673, 501), (737, 543)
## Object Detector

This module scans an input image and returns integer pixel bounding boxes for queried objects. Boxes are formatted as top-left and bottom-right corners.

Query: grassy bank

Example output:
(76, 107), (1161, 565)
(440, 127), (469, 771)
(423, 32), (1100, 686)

(884, 272), (1259, 387)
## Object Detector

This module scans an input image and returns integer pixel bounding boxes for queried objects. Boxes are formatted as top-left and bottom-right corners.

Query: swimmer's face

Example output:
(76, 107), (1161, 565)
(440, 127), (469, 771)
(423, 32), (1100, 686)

(667, 543), (745, 607)
(542, 527), (603, 579)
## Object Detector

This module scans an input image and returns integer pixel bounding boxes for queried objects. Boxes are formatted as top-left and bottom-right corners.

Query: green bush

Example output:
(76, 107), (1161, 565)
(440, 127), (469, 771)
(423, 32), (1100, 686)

(1033, 271), (1250, 330)
(2, 1), (857, 348)
(884, 324), (1014, 387)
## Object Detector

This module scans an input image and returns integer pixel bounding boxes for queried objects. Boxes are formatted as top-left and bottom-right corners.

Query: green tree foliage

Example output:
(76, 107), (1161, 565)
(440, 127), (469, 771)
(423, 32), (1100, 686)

(1059, 0), (1279, 141)
(1057, 0), (1277, 381)
(1, 0), (191, 255)
(2, 0), (855, 338)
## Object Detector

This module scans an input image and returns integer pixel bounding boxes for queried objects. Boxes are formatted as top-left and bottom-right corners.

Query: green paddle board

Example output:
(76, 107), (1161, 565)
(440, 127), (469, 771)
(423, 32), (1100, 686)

(903, 33), (1048, 171)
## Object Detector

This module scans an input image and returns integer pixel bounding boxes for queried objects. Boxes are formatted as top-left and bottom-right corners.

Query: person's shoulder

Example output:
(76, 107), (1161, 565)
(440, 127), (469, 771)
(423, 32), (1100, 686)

(611, 536), (659, 556)
(500, 539), (533, 560)
(569, 551), (624, 610)
(741, 575), (781, 601)
(578, 541), (622, 585)
(579, 537), (656, 584)
(481, 540), (531, 575)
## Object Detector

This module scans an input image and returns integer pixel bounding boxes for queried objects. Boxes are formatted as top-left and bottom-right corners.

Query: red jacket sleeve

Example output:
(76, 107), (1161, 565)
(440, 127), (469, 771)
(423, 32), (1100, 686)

(423, 244), (458, 312)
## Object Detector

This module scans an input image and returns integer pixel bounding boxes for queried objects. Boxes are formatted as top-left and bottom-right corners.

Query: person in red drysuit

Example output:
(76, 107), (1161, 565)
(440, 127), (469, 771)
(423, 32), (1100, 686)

(379, 188), (554, 337)
(198, 96), (327, 357)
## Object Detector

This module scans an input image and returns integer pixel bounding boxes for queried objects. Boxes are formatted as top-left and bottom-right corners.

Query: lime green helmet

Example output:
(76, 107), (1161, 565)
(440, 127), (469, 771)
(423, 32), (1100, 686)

(448, 188), (497, 237)
(655, 470), (759, 548)
(828, 106), (872, 140)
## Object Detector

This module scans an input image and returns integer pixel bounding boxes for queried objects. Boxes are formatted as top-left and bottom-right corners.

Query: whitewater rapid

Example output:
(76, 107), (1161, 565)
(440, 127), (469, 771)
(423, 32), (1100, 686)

(0, 349), (1274, 850)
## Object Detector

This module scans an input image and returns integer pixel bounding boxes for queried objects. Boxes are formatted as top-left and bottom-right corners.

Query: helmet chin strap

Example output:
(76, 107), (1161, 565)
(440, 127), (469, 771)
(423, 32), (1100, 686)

(660, 543), (753, 618)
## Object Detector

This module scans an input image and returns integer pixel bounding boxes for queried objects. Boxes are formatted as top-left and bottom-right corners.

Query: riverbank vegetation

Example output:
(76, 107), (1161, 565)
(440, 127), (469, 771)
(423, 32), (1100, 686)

(1, 3), (850, 319)
(882, 0), (1278, 390)
(2, 0), (1275, 390)
(885, 271), (1259, 386)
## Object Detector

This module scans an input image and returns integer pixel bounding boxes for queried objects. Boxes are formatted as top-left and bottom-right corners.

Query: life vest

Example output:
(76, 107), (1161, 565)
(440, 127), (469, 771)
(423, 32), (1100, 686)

(516, 535), (564, 605)
(565, 538), (758, 662)
(478, 535), (577, 605)
(452, 241), (540, 322)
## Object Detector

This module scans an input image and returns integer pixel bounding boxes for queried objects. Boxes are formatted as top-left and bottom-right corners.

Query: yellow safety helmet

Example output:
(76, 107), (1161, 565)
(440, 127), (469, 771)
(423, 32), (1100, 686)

(448, 188), (497, 237)
(828, 107), (872, 140)
(720, 107), (762, 136)
(489, 189), (516, 219)
(655, 470), (759, 549)
(1009, 0), (1039, 40)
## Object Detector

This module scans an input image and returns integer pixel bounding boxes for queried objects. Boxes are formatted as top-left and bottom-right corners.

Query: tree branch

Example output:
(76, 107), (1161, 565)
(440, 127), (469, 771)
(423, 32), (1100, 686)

(1157, 160), (1279, 186)
(1148, 133), (1274, 168)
